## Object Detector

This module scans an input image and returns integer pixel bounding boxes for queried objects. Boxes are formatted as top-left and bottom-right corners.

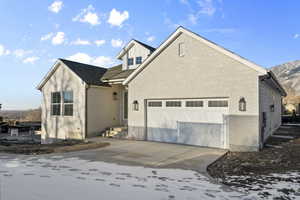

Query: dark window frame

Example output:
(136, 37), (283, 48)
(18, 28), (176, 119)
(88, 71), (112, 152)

(63, 91), (73, 116)
(136, 56), (142, 64)
(127, 58), (134, 66)
(51, 92), (61, 116)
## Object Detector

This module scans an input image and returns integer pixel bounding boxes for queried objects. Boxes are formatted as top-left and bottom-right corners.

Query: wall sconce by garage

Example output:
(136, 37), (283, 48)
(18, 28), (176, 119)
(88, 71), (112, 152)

(239, 97), (246, 112)
(113, 92), (118, 100)
(133, 100), (139, 111)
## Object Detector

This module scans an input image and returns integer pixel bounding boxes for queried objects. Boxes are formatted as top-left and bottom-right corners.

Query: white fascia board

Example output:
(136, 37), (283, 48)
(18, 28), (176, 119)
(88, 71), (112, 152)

(123, 26), (268, 85)
(116, 40), (136, 60)
(36, 60), (61, 90)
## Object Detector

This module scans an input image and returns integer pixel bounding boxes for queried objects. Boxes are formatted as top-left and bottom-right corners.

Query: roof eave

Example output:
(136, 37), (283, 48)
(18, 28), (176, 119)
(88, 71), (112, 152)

(123, 26), (268, 85)
(36, 60), (61, 90)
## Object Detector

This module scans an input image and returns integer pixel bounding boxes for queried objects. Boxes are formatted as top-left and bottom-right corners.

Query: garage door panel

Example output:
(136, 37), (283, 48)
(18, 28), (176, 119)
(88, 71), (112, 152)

(178, 122), (223, 148)
(147, 127), (177, 143)
(146, 98), (228, 148)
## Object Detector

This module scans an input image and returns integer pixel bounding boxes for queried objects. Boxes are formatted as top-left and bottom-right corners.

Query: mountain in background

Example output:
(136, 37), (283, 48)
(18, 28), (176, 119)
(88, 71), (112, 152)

(271, 60), (300, 111)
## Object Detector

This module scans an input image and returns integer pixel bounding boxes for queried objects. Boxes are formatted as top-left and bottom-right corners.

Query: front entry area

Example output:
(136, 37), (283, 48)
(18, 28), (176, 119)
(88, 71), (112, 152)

(146, 98), (229, 149)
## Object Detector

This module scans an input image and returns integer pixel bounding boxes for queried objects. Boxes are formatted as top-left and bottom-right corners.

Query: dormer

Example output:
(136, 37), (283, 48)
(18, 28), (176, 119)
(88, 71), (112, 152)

(117, 40), (156, 71)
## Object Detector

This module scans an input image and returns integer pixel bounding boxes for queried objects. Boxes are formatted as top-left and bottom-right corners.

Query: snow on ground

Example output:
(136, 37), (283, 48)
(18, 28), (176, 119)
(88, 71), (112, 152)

(224, 172), (300, 199)
(0, 154), (296, 200)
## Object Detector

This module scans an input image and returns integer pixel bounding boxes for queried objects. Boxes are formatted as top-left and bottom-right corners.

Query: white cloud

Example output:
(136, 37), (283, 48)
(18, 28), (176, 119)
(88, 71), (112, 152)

(179, 0), (189, 4)
(48, 1), (63, 13)
(13, 49), (32, 58)
(72, 5), (100, 26)
(188, 14), (198, 25)
(41, 32), (53, 41)
(204, 28), (236, 33)
(198, 0), (216, 16)
(107, 8), (129, 27)
(71, 38), (91, 45)
(111, 39), (124, 48)
(52, 32), (65, 45)
(23, 56), (40, 64)
(0, 45), (11, 56)
(93, 56), (115, 67)
(294, 34), (300, 39)
(147, 36), (156, 42)
(95, 40), (106, 47)
(0, 45), (5, 56)
(67, 53), (114, 67)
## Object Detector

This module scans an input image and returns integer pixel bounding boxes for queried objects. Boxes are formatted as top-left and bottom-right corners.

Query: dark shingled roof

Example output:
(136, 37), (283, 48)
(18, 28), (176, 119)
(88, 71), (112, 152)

(134, 40), (156, 52)
(101, 64), (135, 81)
(59, 59), (110, 87)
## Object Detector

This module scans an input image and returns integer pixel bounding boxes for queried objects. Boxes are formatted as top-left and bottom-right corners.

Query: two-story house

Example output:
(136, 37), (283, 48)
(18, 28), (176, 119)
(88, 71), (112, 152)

(37, 39), (155, 143)
(37, 27), (286, 151)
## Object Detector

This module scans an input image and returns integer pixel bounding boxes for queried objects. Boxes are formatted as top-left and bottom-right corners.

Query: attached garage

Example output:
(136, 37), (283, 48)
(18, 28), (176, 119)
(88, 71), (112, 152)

(125, 27), (286, 151)
(146, 98), (229, 148)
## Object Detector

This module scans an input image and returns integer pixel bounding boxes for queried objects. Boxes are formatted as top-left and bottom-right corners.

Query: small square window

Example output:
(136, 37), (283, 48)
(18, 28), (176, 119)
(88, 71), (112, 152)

(128, 58), (134, 66)
(178, 42), (185, 57)
(136, 57), (142, 64)
(64, 104), (73, 116)
(63, 91), (73, 103)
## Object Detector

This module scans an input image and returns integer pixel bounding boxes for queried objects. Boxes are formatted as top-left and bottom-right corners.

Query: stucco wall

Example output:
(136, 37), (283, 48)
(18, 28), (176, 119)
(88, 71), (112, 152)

(128, 32), (262, 151)
(41, 63), (86, 143)
(86, 85), (125, 137)
(122, 42), (151, 70)
(259, 80), (282, 142)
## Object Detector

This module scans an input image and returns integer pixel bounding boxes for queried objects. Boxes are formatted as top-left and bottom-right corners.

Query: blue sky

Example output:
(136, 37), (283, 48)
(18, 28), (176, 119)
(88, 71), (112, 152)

(0, 0), (299, 110)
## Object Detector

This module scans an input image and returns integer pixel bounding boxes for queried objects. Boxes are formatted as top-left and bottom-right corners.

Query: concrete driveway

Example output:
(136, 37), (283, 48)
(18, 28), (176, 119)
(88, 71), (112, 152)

(65, 138), (227, 173)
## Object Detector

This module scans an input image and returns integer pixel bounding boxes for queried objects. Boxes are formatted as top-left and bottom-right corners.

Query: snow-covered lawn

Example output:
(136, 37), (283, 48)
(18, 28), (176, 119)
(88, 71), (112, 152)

(0, 154), (298, 200)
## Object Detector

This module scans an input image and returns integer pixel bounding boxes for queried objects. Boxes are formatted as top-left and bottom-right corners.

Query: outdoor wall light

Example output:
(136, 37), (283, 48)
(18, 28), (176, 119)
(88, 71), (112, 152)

(113, 92), (118, 100)
(239, 97), (246, 112)
(133, 100), (139, 111)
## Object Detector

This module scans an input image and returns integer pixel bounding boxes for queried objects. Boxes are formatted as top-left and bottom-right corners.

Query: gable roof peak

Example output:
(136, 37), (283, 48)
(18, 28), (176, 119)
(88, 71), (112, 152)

(116, 39), (156, 59)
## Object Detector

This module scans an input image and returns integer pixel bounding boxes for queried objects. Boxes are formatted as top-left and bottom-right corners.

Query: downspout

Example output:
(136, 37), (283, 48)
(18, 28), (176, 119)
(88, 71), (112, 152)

(85, 84), (89, 139)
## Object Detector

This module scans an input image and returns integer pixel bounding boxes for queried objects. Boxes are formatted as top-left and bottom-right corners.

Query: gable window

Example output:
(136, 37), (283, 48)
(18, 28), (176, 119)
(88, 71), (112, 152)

(136, 56), (142, 64)
(178, 42), (185, 57)
(63, 91), (73, 116)
(208, 100), (228, 107)
(51, 92), (61, 116)
(128, 58), (134, 66)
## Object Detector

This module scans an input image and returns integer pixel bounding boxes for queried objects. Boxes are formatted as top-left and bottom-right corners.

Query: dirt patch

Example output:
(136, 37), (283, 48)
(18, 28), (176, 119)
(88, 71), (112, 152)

(208, 125), (300, 178)
(207, 125), (300, 198)
(0, 140), (110, 155)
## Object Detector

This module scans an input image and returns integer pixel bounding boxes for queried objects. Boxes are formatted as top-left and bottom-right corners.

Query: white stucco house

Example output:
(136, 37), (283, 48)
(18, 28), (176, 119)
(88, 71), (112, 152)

(37, 27), (286, 151)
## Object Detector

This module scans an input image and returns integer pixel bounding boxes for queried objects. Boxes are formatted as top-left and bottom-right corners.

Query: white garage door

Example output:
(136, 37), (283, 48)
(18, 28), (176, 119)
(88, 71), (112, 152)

(146, 98), (229, 148)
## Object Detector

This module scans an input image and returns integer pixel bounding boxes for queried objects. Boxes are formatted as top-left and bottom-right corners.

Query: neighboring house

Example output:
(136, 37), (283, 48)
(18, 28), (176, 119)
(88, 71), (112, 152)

(37, 27), (286, 151)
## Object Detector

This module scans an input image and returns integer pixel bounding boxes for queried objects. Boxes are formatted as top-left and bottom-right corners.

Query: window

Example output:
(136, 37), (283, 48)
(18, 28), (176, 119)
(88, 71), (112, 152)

(51, 92), (61, 116)
(148, 101), (162, 107)
(63, 91), (73, 116)
(136, 56), (142, 64)
(186, 101), (203, 107)
(178, 42), (185, 57)
(128, 58), (134, 66)
(166, 101), (181, 107)
(208, 100), (228, 107)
